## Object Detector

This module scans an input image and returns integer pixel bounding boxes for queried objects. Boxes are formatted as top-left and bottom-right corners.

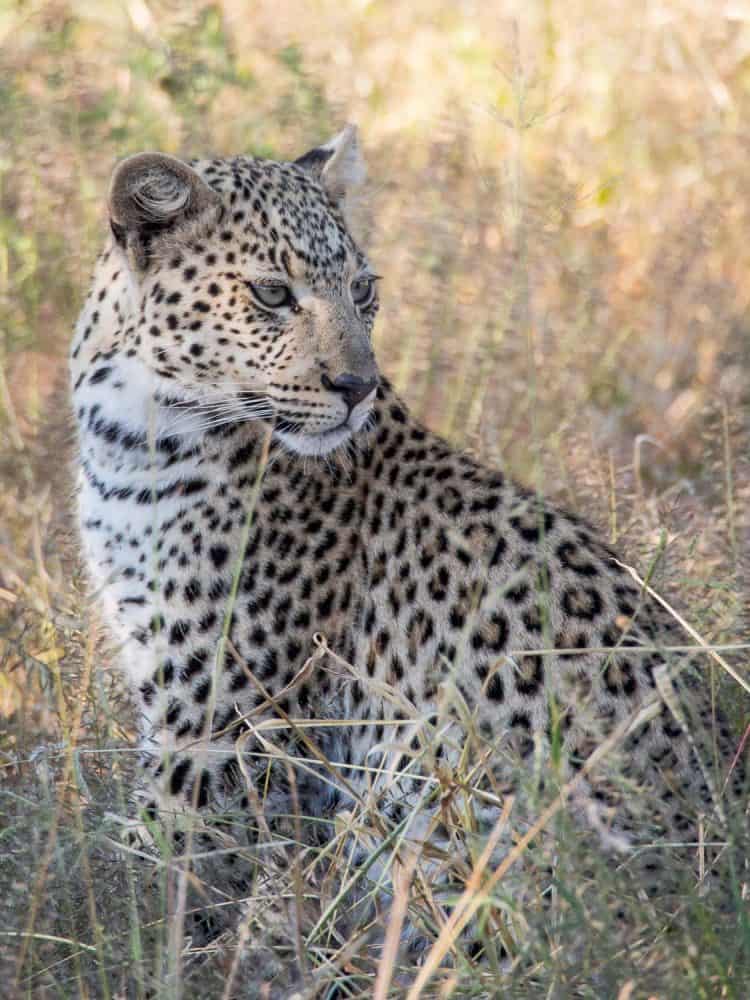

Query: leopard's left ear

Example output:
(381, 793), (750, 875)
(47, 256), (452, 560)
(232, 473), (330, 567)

(294, 124), (366, 206)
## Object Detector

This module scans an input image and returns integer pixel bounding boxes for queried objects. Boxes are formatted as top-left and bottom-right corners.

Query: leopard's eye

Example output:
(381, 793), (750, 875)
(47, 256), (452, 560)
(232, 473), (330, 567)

(350, 276), (376, 308)
(248, 282), (293, 309)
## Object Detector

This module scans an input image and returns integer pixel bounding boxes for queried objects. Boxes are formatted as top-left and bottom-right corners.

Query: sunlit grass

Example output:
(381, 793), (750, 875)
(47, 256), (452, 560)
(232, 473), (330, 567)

(1, 1), (748, 996)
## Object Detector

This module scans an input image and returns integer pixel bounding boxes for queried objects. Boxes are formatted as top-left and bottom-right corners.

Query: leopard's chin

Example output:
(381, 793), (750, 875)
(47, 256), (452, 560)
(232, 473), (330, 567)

(275, 423), (354, 457)
(275, 398), (376, 458)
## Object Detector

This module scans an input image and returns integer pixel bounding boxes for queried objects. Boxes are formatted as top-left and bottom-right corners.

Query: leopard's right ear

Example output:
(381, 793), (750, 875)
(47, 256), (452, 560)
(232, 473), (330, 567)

(294, 125), (366, 206)
(108, 153), (221, 270)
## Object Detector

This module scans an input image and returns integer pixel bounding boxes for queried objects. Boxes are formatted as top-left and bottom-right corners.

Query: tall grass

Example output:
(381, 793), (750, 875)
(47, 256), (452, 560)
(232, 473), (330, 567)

(1, 2), (748, 996)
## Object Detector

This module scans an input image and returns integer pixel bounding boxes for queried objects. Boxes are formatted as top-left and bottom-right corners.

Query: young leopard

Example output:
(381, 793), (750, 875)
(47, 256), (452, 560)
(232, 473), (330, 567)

(71, 127), (741, 940)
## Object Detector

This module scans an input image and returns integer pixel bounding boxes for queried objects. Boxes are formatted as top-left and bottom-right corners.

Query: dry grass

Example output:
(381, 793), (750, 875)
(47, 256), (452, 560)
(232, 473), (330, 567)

(1, 1), (749, 997)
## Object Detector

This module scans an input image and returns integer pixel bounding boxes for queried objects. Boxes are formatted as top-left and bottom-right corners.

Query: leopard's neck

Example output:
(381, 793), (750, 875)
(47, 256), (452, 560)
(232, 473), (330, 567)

(73, 356), (426, 645)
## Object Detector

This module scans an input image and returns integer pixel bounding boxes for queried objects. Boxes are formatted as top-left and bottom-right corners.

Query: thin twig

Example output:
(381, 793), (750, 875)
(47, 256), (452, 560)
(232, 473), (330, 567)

(614, 558), (750, 696)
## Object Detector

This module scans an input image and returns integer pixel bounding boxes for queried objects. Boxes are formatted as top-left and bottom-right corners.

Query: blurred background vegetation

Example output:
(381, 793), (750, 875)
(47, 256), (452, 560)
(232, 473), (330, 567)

(1, 1), (749, 996)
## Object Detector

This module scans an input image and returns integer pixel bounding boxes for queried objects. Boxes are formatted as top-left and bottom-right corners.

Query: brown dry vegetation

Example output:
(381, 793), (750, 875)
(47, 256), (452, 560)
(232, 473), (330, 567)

(1, 2), (749, 997)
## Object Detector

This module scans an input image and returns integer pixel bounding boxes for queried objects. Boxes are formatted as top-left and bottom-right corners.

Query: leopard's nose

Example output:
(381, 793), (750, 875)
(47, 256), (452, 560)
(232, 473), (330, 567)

(321, 373), (378, 409)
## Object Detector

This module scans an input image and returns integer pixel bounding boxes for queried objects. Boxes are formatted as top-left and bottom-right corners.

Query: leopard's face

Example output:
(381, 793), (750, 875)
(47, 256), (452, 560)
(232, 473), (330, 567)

(108, 131), (380, 456)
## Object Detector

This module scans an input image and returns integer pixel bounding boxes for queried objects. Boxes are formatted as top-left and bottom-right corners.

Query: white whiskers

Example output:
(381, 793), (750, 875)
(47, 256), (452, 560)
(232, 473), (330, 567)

(162, 385), (275, 436)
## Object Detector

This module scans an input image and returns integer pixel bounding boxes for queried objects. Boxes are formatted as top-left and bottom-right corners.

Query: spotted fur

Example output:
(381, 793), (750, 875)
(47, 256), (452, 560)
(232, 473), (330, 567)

(71, 128), (741, 918)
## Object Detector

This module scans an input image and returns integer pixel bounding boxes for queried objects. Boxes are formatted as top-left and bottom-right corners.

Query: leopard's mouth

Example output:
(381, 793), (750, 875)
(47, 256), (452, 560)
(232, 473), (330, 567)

(274, 388), (377, 457)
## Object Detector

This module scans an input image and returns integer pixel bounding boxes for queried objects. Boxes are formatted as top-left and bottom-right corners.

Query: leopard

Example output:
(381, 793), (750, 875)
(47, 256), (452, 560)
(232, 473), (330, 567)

(70, 125), (744, 963)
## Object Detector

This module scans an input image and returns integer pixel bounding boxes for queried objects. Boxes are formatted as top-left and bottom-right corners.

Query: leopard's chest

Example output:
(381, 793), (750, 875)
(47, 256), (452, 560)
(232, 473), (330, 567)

(79, 455), (369, 712)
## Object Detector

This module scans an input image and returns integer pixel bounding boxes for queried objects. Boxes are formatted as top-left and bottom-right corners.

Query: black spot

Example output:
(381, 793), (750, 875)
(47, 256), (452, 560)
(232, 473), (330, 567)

(509, 510), (554, 542)
(153, 659), (175, 687)
(199, 610), (218, 632)
(166, 700), (182, 725)
(470, 494), (501, 514)
(390, 655), (404, 681)
(179, 649), (208, 682)
(522, 606), (543, 633)
(193, 770), (211, 808)
(229, 440), (256, 471)
(260, 649), (278, 679)
(557, 540), (599, 577)
(181, 478), (207, 496)
(209, 544), (230, 569)
(317, 590), (335, 618)
(505, 581), (529, 604)
(455, 547), (472, 567)
(250, 624), (266, 645)
(561, 586), (603, 621)
(169, 759), (192, 796)
(515, 654), (544, 696)
(221, 759), (242, 791)
(89, 366), (112, 385)
(484, 611), (509, 652)
(184, 578), (202, 603)
(194, 678), (212, 704)
(489, 537), (507, 567)
(169, 620), (191, 644)
(230, 671), (249, 691)
(449, 606), (466, 630)
(139, 682), (155, 705)
(486, 673), (505, 702)
(471, 630), (486, 651)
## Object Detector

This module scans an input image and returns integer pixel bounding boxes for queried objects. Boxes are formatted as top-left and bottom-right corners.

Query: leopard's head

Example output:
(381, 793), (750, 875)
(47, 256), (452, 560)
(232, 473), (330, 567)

(108, 127), (379, 456)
